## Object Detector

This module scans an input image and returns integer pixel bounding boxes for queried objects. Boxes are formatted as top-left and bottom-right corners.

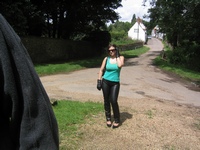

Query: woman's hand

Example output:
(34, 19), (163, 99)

(97, 79), (102, 90)
(116, 56), (124, 68)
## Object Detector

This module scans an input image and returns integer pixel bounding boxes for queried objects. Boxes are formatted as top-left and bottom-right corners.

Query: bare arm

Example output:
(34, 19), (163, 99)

(98, 57), (107, 80)
(116, 56), (124, 68)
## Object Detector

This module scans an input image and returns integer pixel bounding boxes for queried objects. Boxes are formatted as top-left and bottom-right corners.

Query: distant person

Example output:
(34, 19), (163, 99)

(97, 44), (124, 128)
(0, 14), (59, 149)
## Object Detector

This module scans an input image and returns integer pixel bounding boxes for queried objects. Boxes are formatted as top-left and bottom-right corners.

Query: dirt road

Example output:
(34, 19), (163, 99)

(40, 38), (200, 149)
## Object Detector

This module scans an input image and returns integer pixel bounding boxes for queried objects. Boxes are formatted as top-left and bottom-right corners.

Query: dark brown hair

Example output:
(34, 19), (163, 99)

(108, 44), (117, 49)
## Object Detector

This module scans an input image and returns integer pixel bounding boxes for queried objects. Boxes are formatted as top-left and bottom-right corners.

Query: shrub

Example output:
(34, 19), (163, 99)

(167, 45), (200, 71)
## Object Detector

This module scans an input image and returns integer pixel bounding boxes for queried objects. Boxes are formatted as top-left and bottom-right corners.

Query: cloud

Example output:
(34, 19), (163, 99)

(116, 0), (150, 22)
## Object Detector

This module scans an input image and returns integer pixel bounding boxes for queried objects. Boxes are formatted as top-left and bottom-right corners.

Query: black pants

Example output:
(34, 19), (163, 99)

(102, 79), (120, 123)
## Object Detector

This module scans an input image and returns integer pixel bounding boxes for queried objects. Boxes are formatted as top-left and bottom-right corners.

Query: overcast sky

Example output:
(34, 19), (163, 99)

(115, 0), (151, 22)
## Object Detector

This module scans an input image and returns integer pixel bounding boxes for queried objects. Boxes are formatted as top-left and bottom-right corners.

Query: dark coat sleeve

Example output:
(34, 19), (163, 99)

(0, 14), (59, 150)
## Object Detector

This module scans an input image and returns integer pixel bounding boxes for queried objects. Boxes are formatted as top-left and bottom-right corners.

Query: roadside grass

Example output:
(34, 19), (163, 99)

(35, 57), (103, 76)
(154, 41), (200, 83)
(153, 57), (200, 82)
(111, 39), (140, 45)
(53, 100), (103, 149)
(35, 46), (149, 76)
(121, 46), (149, 58)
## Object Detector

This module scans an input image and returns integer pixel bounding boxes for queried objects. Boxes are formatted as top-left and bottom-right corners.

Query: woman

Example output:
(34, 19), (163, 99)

(97, 44), (124, 128)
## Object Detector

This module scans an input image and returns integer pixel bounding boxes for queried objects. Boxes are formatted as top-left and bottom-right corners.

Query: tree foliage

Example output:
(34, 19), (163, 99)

(108, 20), (132, 42)
(0, 0), (122, 39)
(147, 0), (200, 48)
(145, 0), (200, 71)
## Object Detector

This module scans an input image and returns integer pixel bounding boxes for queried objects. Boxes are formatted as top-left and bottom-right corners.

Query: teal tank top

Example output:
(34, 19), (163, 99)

(103, 57), (121, 82)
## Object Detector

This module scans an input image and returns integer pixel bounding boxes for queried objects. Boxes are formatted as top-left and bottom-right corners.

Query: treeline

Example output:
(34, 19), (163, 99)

(0, 0), (122, 42)
(2, 0), (199, 71)
(145, 0), (200, 71)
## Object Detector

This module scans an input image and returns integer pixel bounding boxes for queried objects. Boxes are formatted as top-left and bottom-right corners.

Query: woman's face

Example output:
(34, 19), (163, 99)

(108, 46), (116, 57)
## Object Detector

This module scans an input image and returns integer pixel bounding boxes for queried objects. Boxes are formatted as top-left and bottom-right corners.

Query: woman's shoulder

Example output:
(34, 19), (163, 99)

(104, 56), (110, 60)
(103, 56), (109, 63)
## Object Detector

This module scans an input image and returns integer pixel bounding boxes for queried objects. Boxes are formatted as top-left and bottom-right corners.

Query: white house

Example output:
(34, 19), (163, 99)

(128, 17), (147, 42)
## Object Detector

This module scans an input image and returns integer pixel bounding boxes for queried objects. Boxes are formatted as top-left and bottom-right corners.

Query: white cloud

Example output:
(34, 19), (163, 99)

(116, 0), (151, 22)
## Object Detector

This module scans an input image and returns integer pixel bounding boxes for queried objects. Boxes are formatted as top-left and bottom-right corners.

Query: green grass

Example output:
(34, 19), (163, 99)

(154, 57), (200, 82)
(35, 57), (103, 76)
(35, 46), (149, 76)
(157, 41), (200, 82)
(35, 63), (82, 76)
(121, 46), (149, 58)
(53, 100), (103, 149)
(53, 100), (103, 135)
(112, 39), (140, 45)
(146, 110), (153, 119)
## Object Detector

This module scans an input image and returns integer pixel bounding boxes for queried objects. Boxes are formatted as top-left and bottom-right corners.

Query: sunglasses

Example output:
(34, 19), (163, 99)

(108, 49), (116, 52)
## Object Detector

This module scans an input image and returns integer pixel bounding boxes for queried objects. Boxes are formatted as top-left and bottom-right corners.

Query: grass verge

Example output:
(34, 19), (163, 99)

(53, 100), (103, 149)
(35, 46), (149, 76)
(153, 57), (200, 83)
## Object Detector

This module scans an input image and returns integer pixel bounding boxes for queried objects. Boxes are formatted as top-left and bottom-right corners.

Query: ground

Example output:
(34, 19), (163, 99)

(41, 38), (200, 150)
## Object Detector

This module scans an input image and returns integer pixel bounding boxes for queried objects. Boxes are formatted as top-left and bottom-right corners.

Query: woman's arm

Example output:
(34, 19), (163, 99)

(98, 57), (107, 80)
(116, 56), (124, 68)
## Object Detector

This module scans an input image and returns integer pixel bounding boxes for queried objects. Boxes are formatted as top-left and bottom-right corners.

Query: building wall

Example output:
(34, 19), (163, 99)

(128, 22), (146, 42)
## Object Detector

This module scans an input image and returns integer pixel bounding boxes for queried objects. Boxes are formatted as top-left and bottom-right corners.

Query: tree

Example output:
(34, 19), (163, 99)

(0, 0), (47, 36)
(146, 0), (200, 71)
(147, 0), (200, 48)
(131, 14), (136, 25)
(108, 20), (132, 41)
(36, 0), (122, 39)
(0, 1), (27, 35)
(0, 0), (122, 39)
(54, 0), (122, 39)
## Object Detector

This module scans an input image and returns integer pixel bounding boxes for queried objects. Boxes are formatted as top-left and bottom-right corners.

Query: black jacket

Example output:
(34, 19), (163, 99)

(0, 14), (59, 150)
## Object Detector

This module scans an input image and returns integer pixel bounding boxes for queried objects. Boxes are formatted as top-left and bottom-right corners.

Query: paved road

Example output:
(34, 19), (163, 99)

(41, 38), (200, 107)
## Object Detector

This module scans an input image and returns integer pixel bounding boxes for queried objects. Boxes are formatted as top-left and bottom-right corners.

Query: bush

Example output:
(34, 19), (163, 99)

(186, 45), (200, 71)
(110, 30), (127, 41)
(167, 45), (200, 71)
(84, 31), (111, 48)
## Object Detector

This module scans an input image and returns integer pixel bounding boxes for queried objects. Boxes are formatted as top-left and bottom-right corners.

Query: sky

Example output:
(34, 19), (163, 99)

(115, 0), (151, 22)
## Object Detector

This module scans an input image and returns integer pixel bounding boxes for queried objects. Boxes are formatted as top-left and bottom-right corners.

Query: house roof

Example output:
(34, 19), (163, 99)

(128, 17), (146, 32)
(136, 17), (146, 30)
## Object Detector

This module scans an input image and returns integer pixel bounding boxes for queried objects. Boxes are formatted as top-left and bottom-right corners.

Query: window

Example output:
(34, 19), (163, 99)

(134, 29), (138, 33)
